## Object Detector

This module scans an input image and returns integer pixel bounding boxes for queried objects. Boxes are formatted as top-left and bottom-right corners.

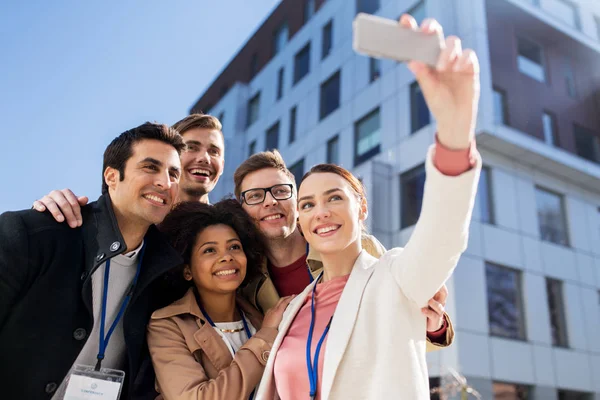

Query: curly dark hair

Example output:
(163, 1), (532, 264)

(158, 199), (267, 289)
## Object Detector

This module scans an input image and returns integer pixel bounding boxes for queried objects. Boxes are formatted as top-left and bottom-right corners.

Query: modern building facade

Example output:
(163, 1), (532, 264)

(191, 0), (600, 398)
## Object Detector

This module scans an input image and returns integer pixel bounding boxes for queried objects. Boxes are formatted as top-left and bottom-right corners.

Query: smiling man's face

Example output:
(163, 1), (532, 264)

(179, 127), (224, 201)
(239, 167), (298, 241)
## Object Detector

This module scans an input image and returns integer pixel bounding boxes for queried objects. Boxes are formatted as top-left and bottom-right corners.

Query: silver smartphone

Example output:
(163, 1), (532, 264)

(353, 13), (445, 66)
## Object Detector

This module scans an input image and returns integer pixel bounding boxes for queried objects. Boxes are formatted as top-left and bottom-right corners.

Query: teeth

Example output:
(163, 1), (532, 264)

(214, 269), (237, 276)
(144, 194), (165, 204)
(190, 168), (211, 177)
(263, 214), (282, 221)
(317, 225), (338, 234)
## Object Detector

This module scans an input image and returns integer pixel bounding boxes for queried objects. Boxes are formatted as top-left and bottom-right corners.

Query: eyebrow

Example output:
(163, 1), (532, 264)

(139, 157), (162, 166)
(298, 187), (342, 203)
(185, 140), (223, 150)
(199, 238), (240, 247)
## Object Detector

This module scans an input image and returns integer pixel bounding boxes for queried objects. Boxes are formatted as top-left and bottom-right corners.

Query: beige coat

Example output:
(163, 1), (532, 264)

(255, 146), (480, 399)
(147, 288), (277, 400)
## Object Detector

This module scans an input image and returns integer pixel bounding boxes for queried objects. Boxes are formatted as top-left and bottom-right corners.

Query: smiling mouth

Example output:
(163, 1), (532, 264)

(142, 194), (167, 205)
(214, 268), (239, 277)
(261, 214), (284, 222)
(189, 168), (212, 178)
(314, 225), (341, 235)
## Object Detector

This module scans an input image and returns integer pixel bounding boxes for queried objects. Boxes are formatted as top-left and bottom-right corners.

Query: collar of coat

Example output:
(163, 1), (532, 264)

(150, 287), (263, 328)
(80, 194), (183, 286)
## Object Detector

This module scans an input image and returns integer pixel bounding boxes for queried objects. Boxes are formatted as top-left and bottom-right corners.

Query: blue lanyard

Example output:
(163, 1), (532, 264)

(306, 243), (314, 283)
(198, 296), (254, 400)
(306, 272), (333, 400)
(95, 244), (146, 371)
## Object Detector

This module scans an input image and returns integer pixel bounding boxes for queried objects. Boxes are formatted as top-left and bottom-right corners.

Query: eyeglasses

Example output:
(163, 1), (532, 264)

(240, 184), (294, 205)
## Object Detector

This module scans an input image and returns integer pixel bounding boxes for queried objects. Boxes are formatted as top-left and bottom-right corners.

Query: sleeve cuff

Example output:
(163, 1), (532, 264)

(433, 134), (478, 176)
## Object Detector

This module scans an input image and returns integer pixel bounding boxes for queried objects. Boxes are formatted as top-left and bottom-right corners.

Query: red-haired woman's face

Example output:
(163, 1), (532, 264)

(183, 224), (247, 295)
(297, 172), (366, 255)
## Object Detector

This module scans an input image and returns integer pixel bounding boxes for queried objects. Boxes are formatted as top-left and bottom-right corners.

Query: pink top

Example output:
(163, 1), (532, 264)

(274, 275), (349, 400)
(273, 139), (477, 399)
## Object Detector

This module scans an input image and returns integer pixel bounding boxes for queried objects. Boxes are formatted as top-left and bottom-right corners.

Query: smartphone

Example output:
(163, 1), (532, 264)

(353, 13), (445, 66)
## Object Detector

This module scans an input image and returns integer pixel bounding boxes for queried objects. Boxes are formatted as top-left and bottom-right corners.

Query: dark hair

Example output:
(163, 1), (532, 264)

(158, 199), (267, 288)
(101, 122), (186, 194)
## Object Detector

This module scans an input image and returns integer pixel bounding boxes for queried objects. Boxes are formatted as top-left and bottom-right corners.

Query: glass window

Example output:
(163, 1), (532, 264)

(547, 278), (569, 347)
(542, 112), (558, 146)
(564, 57), (576, 98)
(400, 164), (425, 228)
(574, 124), (600, 163)
(249, 52), (259, 80)
(545, 0), (581, 30)
(217, 112), (225, 128)
(493, 87), (508, 125)
(246, 92), (261, 127)
(277, 67), (284, 100)
(356, 0), (379, 14)
(289, 159), (305, 187)
(517, 37), (546, 82)
(493, 382), (531, 400)
(354, 108), (381, 166)
(327, 135), (340, 164)
(265, 121), (280, 151)
(477, 166), (495, 224)
(294, 43), (311, 84)
(303, 0), (315, 25)
(273, 22), (289, 56)
(320, 70), (341, 120)
(322, 20), (333, 59)
(535, 187), (569, 246)
(410, 81), (429, 133)
(289, 106), (297, 144)
(369, 57), (381, 82)
(595, 16), (600, 41)
(486, 263), (526, 340)
(248, 140), (256, 157)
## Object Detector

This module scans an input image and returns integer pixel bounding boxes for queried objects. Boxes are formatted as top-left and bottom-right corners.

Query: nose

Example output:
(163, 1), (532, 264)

(315, 203), (331, 221)
(154, 170), (172, 190)
(262, 191), (278, 208)
(196, 150), (210, 164)
(219, 252), (234, 263)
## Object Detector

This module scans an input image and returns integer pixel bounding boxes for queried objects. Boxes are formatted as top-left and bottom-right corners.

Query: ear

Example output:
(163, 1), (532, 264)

(183, 265), (193, 281)
(104, 167), (119, 191)
(359, 197), (368, 222)
(296, 217), (304, 237)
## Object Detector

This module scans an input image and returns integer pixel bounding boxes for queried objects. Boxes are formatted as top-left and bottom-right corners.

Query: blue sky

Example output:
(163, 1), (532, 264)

(0, 0), (280, 212)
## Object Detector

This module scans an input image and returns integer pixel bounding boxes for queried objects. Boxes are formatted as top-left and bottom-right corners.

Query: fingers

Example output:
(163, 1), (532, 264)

(433, 284), (448, 304)
(34, 195), (65, 222)
(427, 299), (445, 316)
(420, 18), (443, 36)
(32, 200), (47, 213)
(453, 49), (480, 75)
(77, 196), (89, 206)
(60, 189), (84, 227)
(421, 307), (441, 328)
(399, 14), (418, 30)
(437, 35), (462, 71)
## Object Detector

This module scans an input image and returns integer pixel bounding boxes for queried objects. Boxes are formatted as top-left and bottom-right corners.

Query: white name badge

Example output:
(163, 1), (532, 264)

(60, 364), (125, 400)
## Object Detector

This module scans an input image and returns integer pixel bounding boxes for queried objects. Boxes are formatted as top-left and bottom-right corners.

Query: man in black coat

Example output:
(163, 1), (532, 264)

(0, 122), (186, 399)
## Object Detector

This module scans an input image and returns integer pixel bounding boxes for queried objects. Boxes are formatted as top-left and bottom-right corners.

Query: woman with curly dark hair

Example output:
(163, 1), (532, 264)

(147, 199), (293, 400)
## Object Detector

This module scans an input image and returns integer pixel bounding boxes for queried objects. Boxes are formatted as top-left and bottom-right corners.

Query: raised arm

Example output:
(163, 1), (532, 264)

(388, 15), (481, 307)
(32, 188), (88, 228)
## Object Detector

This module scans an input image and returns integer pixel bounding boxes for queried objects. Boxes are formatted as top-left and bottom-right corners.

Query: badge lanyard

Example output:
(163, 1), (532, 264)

(196, 290), (254, 400)
(306, 243), (314, 283)
(306, 272), (333, 400)
(95, 244), (146, 371)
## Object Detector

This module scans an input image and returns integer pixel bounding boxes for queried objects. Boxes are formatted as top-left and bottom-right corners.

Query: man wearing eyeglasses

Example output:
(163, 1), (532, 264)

(233, 150), (453, 348)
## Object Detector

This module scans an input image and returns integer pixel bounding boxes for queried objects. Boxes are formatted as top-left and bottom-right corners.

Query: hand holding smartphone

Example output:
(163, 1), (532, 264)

(353, 13), (445, 66)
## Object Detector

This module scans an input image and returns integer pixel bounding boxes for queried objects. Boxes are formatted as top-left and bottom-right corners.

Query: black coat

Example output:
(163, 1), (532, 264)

(0, 194), (184, 399)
